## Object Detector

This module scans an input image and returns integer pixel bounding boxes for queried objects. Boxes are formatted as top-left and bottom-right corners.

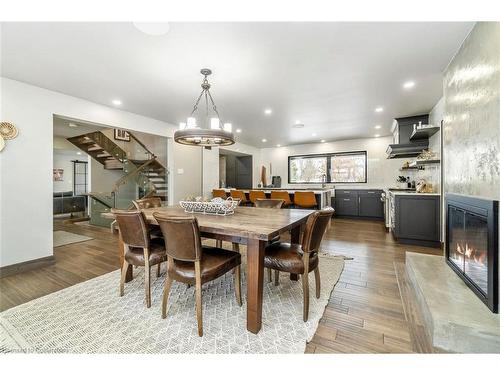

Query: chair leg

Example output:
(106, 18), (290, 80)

(274, 270), (279, 286)
(216, 239), (222, 248)
(302, 252), (310, 322)
(119, 260), (129, 297)
(156, 263), (161, 277)
(267, 268), (272, 283)
(161, 274), (173, 318)
(144, 248), (151, 308)
(314, 267), (321, 299)
(195, 261), (203, 337)
(234, 265), (242, 306)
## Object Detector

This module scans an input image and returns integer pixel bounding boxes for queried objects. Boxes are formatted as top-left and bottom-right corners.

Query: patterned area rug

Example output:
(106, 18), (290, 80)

(0, 254), (344, 354)
(53, 230), (93, 247)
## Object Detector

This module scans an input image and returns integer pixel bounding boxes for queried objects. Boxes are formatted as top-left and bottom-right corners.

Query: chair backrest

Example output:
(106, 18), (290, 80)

(270, 191), (292, 205)
(212, 189), (227, 199)
(294, 191), (317, 208)
(153, 214), (203, 262)
(301, 208), (335, 253)
(230, 190), (247, 202)
(254, 198), (284, 209)
(249, 190), (266, 203)
(112, 209), (150, 248)
(132, 197), (162, 210)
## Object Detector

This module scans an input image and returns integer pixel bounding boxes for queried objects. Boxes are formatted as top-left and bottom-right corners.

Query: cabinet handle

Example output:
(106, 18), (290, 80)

(343, 198), (350, 201)
(368, 191), (375, 194)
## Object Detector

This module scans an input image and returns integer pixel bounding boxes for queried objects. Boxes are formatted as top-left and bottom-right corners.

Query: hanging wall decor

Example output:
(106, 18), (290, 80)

(0, 122), (19, 152)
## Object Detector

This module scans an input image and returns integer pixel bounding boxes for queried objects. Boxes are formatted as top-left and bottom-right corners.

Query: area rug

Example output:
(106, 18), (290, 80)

(53, 230), (93, 248)
(0, 254), (345, 354)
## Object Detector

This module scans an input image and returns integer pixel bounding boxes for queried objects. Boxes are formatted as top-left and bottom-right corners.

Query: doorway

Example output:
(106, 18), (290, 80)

(219, 149), (253, 189)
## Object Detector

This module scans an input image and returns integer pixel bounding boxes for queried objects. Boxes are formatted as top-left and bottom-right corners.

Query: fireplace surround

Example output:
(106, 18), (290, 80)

(446, 194), (498, 313)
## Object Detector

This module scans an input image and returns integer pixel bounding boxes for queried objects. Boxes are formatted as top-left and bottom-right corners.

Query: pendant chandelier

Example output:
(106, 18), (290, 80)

(174, 68), (235, 147)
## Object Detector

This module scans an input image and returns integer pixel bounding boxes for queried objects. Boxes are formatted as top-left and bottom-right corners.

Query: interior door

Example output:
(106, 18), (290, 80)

(235, 156), (253, 189)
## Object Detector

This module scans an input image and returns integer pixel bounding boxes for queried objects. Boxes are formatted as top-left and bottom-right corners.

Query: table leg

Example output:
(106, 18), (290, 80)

(290, 224), (302, 281)
(118, 232), (133, 282)
(246, 238), (265, 334)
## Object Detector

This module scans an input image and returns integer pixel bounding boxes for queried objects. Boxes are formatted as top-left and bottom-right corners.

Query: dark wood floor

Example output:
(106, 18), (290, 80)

(0, 218), (441, 353)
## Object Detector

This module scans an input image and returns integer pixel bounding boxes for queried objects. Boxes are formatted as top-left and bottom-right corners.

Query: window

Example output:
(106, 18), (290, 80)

(288, 151), (367, 184)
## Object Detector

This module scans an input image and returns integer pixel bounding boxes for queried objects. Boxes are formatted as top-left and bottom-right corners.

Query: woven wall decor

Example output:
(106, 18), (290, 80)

(0, 135), (5, 152)
(0, 122), (19, 140)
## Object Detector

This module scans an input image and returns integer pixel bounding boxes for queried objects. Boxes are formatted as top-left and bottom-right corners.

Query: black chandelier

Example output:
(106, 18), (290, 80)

(174, 68), (235, 147)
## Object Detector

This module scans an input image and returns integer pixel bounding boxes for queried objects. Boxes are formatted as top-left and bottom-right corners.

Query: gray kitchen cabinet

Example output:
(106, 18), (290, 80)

(334, 189), (383, 219)
(393, 194), (440, 247)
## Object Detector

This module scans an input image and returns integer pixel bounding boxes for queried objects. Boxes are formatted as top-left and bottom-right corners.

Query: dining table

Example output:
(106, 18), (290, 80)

(103, 205), (314, 334)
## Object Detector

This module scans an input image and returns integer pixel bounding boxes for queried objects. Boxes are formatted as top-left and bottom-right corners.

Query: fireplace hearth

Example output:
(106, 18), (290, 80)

(446, 194), (498, 313)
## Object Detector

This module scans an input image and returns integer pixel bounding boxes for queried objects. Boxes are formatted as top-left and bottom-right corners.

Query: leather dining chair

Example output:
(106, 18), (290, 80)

(212, 189), (227, 199)
(112, 209), (167, 308)
(132, 197), (164, 266)
(264, 209), (334, 321)
(230, 189), (249, 205)
(254, 198), (284, 209)
(293, 191), (318, 209)
(248, 190), (266, 205)
(270, 191), (293, 207)
(153, 213), (242, 337)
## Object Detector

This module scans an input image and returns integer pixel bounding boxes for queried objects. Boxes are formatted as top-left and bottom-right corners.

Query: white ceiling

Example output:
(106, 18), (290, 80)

(1, 22), (473, 147)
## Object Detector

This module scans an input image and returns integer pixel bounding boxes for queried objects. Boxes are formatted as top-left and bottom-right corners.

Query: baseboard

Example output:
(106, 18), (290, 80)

(0, 255), (55, 278)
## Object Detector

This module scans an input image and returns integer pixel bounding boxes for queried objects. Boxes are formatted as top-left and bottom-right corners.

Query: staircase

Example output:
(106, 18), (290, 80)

(67, 131), (126, 170)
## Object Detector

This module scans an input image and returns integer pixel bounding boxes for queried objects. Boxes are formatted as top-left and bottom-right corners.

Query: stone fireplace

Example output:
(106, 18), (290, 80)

(446, 194), (498, 312)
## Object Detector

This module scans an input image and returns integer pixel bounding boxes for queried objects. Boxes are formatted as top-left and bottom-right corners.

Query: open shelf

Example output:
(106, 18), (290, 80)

(409, 159), (441, 167)
(410, 126), (440, 140)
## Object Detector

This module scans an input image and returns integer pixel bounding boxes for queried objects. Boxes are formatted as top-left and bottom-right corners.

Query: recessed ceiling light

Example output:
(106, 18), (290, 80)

(276, 144), (281, 147)
(292, 123), (305, 129)
(403, 81), (415, 89)
(320, 140), (326, 143)
(264, 108), (273, 115)
(76, 152), (82, 155)
(374, 134), (380, 137)
(68, 123), (78, 128)
(262, 139), (267, 143)
(133, 22), (170, 36)
(375, 107), (383, 113)
(236, 128), (242, 133)
(374, 125), (381, 129)
(112, 99), (122, 106)
(312, 133), (317, 136)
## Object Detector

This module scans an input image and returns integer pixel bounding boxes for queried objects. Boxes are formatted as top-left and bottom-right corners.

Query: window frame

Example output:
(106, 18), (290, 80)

(288, 150), (367, 184)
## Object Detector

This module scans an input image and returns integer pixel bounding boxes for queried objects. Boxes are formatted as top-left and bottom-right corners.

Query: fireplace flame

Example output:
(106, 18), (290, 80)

(456, 243), (486, 265)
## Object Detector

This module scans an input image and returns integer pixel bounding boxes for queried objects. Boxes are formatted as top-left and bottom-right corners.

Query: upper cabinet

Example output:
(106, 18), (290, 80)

(386, 114), (430, 158)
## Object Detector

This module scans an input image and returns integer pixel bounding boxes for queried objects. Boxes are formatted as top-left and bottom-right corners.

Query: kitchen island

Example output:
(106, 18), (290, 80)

(221, 188), (334, 209)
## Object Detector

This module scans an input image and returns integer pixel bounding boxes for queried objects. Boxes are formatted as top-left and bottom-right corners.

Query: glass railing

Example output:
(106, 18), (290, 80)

(88, 192), (115, 227)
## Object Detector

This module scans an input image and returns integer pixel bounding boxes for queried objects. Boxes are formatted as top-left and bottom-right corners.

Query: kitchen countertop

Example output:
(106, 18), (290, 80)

(389, 191), (440, 196)
(222, 188), (333, 194)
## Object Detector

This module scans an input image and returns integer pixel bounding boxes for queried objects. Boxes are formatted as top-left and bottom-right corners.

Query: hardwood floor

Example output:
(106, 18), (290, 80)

(0, 217), (441, 353)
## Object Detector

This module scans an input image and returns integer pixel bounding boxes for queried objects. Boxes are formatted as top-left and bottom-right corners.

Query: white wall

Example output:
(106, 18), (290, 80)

(0, 77), (178, 267)
(260, 136), (402, 189)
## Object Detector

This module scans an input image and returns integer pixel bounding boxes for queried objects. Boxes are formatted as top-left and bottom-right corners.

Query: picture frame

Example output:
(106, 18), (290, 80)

(114, 128), (130, 142)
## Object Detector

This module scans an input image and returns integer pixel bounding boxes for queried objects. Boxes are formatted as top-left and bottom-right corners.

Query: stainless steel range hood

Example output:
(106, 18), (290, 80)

(386, 142), (429, 158)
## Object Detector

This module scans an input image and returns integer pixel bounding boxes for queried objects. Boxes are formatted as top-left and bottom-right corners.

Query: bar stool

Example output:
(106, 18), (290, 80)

(294, 191), (318, 209)
(270, 191), (293, 207)
(212, 189), (227, 199)
(230, 190), (249, 206)
(249, 190), (266, 205)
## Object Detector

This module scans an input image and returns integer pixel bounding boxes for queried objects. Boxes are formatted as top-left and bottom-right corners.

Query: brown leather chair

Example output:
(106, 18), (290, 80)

(132, 197), (162, 209)
(264, 209), (334, 321)
(212, 189), (227, 199)
(254, 198), (284, 209)
(270, 191), (293, 207)
(230, 190), (249, 205)
(248, 190), (266, 205)
(132, 197), (163, 238)
(153, 214), (242, 337)
(112, 209), (167, 308)
(293, 191), (318, 209)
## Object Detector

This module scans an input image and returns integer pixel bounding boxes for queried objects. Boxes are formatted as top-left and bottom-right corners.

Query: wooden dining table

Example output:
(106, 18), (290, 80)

(104, 205), (314, 334)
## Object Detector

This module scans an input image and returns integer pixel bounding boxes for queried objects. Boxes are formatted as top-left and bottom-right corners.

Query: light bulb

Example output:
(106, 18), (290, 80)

(187, 117), (197, 128)
(223, 123), (232, 132)
(179, 122), (187, 130)
(211, 118), (220, 129)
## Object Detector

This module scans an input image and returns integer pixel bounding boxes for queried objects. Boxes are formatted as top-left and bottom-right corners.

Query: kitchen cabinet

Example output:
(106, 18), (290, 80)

(334, 189), (384, 219)
(392, 194), (440, 247)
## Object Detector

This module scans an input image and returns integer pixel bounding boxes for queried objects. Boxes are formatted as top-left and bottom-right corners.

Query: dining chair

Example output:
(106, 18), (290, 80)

(132, 197), (164, 264)
(270, 191), (293, 207)
(254, 198), (284, 209)
(248, 190), (266, 205)
(112, 209), (167, 308)
(264, 209), (334, 321)
(153, 213), (242, 337)
(229, 189), (249, 205)
(212, 189), (227, 199)
(293, 191), (318, 209)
